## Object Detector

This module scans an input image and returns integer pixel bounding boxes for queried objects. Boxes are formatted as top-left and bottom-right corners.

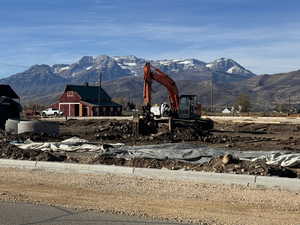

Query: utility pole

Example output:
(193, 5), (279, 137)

(97, 70), (102, 115)
(288, 95), (291, 114)
(210, 77), (214, 113)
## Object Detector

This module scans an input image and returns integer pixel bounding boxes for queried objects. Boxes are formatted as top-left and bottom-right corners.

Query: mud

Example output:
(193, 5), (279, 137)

(1, 119), (300, 178)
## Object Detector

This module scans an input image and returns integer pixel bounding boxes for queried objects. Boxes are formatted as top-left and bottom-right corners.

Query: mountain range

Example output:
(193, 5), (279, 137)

(0, 55), (299, 111)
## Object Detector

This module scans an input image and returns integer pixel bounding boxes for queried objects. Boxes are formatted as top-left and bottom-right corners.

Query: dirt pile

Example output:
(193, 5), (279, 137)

(0, 142), (66, 162)
(0, 129), (68, 162)
(61, 119), (212, 143)
(95, 121), (133, 140)
(89, 155), (189, 170)
(195, 155), (298, 178)
(89, 154), (298, 178)
(92, 120), (211, 142)
(59, 119), (287, 147)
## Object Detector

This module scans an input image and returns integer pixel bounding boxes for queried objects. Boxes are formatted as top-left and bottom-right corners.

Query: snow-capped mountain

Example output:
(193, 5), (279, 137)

(112, 55), (146, 76)
(51, 55), (255, 80)
(0, 55), (256, 104)
(53, 55), (132, 82)
(153, 58), (208, 74)
(206, 58), (254, 77)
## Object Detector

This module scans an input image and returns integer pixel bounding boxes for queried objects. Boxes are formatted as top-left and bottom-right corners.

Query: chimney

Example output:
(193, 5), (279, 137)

(85, 82), (89, 87)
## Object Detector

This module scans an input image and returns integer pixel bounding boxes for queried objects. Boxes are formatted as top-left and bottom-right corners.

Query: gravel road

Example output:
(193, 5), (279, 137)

(0, 168), (299, 225)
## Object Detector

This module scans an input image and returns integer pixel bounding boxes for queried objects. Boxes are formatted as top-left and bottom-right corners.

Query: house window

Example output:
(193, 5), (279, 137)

(110, 107), (114, 112)
(67, 91), (73, 97)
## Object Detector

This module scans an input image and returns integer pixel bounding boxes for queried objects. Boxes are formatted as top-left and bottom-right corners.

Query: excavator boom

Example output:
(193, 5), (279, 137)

(141, 62), (213, 134)
(143, 63), (180, 113)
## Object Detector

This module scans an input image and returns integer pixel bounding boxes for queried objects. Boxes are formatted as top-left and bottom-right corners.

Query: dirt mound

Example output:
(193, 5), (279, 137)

(0, 143), (66, 162)
(89, 155), (189, 170)
(60, 119), (213, 144)
(89, 154), (298, 178)
(95, 121), (133, 140)
(195, 156), (298, 178)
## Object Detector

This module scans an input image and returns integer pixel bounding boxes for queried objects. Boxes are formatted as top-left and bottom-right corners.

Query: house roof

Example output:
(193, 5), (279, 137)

(64, 84), (120, 106)
(222, 108), (231, 113)
(0, 85), (19, 99)
(81, 100), (121, 107)
(0, 96), (22, 111)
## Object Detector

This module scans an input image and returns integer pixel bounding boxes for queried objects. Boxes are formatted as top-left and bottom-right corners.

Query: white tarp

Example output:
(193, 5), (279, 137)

(11, 138), (214, 162)
(13, 137), (105, 152)
(11, 137), (300, 167)
(252, 153), (300, 167)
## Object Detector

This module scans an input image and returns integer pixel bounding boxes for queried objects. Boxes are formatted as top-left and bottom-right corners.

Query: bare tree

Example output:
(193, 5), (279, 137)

(234, 94), (251, 112)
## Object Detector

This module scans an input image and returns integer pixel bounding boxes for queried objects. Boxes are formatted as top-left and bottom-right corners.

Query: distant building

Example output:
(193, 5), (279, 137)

(0, 84), (22, 129)
(56, 84), (122, 117)
(222, 107), (231, 114)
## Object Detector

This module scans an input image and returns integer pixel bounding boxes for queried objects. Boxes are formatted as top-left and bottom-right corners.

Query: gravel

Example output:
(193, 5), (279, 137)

(0, 168), (299, 225)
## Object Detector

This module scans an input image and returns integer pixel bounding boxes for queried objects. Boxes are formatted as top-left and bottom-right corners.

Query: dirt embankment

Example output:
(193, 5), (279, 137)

(1, 119), (300, 178)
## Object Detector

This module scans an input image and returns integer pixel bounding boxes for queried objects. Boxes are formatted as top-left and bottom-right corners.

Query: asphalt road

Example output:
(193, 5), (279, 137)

(0, 202), (190, 225)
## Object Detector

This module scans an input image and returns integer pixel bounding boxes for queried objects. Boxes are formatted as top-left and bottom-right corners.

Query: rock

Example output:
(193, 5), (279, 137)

(222, 154), (233, 165)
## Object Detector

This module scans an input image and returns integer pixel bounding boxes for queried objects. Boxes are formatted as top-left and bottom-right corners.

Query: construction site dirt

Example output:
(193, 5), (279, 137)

(1, 119), (300, 178)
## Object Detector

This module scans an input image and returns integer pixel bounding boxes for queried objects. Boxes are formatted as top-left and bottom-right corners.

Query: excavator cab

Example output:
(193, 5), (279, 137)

(178, 95), (199, 119)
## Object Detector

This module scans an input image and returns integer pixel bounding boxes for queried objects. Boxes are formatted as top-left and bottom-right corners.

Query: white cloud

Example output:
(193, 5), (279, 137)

(1, 21), (300, 75)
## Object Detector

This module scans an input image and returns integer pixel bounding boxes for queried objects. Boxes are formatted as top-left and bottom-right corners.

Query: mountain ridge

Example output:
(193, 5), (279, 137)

(0, 55), (269, 110)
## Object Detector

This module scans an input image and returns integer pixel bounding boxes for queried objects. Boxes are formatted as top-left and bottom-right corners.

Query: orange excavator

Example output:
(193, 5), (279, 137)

(143, 62), (180, 116)
(142, 62), (213, 130)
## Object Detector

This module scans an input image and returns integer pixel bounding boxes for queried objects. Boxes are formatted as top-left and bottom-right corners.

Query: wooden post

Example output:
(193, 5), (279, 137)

(79, 104), (83, 117)
(168, 118), (173, 132)
(133, 117), (140, 137)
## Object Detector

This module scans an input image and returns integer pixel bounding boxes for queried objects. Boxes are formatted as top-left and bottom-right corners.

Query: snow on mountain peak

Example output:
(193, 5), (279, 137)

(206, 58), (254, 76)
(50, 55), (255, 80)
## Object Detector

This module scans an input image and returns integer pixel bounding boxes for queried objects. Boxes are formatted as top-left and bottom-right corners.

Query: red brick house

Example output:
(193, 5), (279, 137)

(57, 84), (122, 117)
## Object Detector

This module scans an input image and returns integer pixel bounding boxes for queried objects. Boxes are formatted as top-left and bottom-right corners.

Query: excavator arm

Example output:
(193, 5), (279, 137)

(143, 63), (180, 114)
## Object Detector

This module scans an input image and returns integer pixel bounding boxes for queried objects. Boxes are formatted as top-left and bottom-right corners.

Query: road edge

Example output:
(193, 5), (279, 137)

(0, 159), (299, 192)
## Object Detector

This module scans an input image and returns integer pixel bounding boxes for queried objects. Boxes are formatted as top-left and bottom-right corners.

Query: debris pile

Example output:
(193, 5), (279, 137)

(0, 142), (66, 162)
(95, 121), (133, 140)
(60, 120), (281, 147)
(90, 154), (298, 178)
(195, 155), (298, 178)
(90, 155), (188, 170)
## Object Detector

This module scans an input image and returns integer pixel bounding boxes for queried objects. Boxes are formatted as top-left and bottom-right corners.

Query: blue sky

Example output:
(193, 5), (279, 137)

(0, 0), (300, 77)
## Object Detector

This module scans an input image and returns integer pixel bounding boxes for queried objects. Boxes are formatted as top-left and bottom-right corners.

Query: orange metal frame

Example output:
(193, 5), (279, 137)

(143, 63), (180, 113)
